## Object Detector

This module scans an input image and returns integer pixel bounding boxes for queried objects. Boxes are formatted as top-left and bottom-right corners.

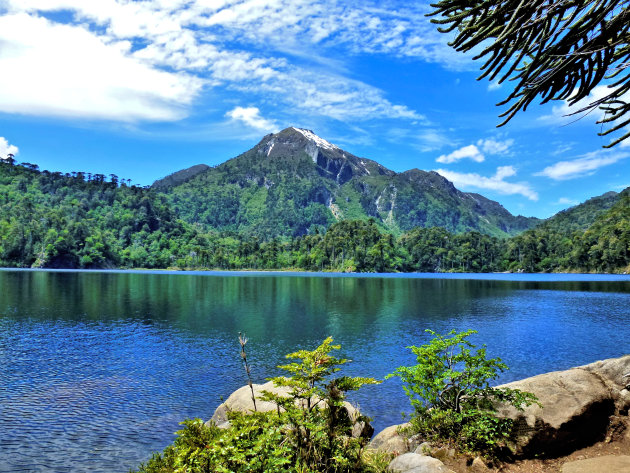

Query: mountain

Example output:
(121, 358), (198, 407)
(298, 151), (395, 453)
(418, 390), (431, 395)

(154, 127), (539, 238)
(503, 187), (629, 272)
(535, 190), (622, 233)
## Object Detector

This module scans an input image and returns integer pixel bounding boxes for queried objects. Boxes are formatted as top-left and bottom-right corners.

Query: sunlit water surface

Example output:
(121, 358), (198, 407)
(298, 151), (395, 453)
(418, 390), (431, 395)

(1, 270), (629, 472)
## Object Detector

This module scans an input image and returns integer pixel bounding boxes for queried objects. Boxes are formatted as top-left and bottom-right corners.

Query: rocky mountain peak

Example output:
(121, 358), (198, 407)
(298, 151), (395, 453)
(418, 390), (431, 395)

(255, 126), (394, 184)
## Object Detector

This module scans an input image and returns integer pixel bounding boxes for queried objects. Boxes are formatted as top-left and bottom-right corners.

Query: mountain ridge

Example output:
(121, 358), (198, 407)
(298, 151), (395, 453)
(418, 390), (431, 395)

(154, 127), (539, 238)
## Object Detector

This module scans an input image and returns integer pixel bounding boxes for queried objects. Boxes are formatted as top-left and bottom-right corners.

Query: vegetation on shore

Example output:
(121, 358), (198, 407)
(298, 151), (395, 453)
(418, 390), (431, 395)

(134, 332), (536, 472)
(1, 160), (628, 273)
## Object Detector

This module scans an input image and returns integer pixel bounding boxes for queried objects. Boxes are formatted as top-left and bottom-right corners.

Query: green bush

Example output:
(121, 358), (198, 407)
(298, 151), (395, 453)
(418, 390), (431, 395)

(134, 337), (383, 473)
(387, 329), (538, 458)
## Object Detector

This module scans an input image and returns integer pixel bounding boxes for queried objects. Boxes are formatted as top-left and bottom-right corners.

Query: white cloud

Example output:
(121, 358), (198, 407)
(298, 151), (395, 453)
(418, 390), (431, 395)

(0, 137), (19, 158)
(477, 138), (513, 155)
(436, 138), (514, 164)
(555, 197), (579, 206)
(226, 107), (278, 132)
(0, 13), (202, 121)
(435, 166), (539, 201)
(487, 81), (501, 92)
(436, 144), (484, 164)
(0, 1), (435, 124)
(535, 150), (630, 180)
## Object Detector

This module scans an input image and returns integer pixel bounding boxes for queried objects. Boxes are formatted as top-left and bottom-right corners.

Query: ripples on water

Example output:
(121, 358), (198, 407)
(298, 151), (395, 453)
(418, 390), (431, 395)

(0, 270), (629, 472)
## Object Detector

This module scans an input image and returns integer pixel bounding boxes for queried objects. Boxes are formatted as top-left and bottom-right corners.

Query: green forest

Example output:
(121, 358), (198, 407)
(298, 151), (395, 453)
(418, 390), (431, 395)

(1, 159), (628, 273)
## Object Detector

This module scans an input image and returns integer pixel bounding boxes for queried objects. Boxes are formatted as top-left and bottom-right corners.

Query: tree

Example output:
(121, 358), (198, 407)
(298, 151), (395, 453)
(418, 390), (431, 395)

(388, 329), (538, 457)
(429, 0), (630, 147)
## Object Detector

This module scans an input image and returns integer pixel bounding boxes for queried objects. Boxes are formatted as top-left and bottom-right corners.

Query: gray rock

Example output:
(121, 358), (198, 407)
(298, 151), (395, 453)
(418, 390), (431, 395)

(387, 453), (453, 473)
(368, 423), (412, 454)
(206, 380), (373, 438)
(497, 355), (630, 457)
(414, 442), (432, 455)
(561, 455), (630, 473)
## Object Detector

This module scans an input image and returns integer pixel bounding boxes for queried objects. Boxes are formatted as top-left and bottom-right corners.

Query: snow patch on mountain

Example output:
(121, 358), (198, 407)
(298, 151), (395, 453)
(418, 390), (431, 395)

(292, 127), (339, 151)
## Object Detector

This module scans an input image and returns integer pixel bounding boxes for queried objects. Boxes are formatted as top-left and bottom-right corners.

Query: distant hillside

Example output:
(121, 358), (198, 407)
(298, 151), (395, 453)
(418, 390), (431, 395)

(0, 161), (202, 268)
(535, 190), (622, 233)
(154, 127), (539, 238)
(504, 187), (629, 272)
(0, 157), (627, 272)
(152, 164), (210, 190)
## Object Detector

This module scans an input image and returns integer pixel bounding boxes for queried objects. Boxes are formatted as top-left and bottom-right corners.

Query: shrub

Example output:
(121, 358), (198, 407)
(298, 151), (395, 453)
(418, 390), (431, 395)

(387, 329), (538, 458)
(134, 337), (382, 473)
(260, 336), (381, 472)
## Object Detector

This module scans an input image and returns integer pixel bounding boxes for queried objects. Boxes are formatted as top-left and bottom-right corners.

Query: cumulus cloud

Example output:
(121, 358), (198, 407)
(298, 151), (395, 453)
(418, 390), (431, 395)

(436, 138), (513, 164)
(436, 144), (484, 164)
(226, 107), (278, 132)
(477, 138), (513, 155)
(539, 85), (630, 146)
(487, 81), (502, 91)
(535, 150), (630, 180)
(435, 166), (539, 201)
(0, 0), (434, 124)
(0, 13), (202, 121)
(0, 137), (19, 158)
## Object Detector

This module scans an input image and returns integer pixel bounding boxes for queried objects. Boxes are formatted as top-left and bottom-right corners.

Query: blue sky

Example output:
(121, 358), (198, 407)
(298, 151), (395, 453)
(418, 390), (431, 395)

(0, 0), (628, 218)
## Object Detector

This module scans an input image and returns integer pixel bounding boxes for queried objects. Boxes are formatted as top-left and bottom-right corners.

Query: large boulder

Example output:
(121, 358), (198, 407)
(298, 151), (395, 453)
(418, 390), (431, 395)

(368, 423), (413, 454)
(387, 453), (454, 473)
(498, 354), (630, 457)
(206, 380), (373, 438)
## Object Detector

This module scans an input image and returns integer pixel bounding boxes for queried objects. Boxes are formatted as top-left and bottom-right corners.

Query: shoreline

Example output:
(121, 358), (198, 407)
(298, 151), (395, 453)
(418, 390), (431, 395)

(1, 266), (630, 281)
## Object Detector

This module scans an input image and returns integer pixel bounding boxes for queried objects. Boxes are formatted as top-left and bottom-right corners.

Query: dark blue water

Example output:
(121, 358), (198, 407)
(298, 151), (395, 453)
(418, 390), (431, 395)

(1, 270), (629, 472)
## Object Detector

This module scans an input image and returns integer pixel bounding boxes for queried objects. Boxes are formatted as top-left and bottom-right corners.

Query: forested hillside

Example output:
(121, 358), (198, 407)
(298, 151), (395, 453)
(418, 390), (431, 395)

(1, 158), (628, 273)
(0, 160), (206, 268)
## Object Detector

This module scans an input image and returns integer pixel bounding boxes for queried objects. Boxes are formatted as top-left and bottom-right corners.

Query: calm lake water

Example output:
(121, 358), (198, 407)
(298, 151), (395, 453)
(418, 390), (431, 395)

(1, 269), (629, 472)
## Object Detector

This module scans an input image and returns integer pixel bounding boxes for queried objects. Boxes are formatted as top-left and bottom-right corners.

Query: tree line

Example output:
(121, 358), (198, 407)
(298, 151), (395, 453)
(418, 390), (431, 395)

(1, 159), (628, 273)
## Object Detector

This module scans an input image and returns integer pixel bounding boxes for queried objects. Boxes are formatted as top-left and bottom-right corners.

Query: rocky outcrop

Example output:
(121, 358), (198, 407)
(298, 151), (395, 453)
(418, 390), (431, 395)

(206, 380), (373, 438)
(387, 453), (454, 473)
(498, 354), (630, 457)
(370, 355), (629, 462)
(368, 423), (412, 454)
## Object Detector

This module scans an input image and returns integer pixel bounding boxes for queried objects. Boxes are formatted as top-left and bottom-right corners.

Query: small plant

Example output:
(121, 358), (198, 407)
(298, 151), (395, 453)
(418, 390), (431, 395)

(261, 336), (381, 472)
(387, 329), (538, 458)
(133, 337), (383, 473)
(238, 332), (257, 412)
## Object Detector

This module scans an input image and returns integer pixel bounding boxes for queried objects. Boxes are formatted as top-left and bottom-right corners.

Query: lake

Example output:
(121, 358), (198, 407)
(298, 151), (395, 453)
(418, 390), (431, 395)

(1, 269), (629, 472)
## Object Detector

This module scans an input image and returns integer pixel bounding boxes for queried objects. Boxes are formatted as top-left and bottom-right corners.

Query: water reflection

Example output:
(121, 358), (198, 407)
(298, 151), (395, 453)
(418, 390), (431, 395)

(1, 270), (629, 473)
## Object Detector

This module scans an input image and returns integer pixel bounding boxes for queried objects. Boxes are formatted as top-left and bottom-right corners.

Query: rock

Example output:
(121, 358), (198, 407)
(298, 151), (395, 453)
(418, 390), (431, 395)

(387, 453), (453, 473)
(471, 457), (490, 472)
(206, 380), (373, 438)
(414, 442), (432, 455)
(430, 446), (455, 461)
(368, 423), (412, 454)
(497, 355), (630, 457)
(561, 455), (630, 473)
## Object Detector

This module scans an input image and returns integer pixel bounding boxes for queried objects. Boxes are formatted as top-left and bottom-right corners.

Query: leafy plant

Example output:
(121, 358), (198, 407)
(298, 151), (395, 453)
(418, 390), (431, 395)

(387, 329), (538, 458)
(133, 337), (383, 473)
(261, 336), (381, 472)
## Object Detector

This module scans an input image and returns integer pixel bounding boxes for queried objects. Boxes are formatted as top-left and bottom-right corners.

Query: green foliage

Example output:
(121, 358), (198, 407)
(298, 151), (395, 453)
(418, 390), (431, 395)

(428, 0), (630, 147)
(135, 415), (293, 473)
(388, 330), (538, 458)
(261, 337), (381, 473)
(134, 338), (383, 473)
(1, 159), (628, 273)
